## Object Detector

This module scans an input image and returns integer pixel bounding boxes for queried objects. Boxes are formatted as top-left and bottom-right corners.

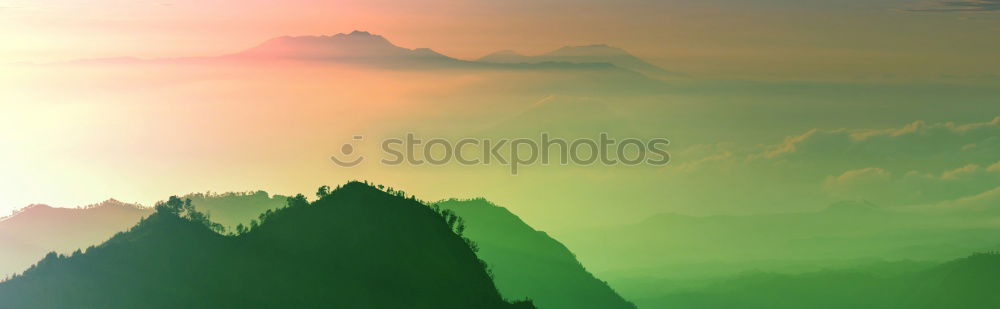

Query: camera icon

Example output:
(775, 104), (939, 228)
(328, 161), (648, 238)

(330, 135), (364, 167)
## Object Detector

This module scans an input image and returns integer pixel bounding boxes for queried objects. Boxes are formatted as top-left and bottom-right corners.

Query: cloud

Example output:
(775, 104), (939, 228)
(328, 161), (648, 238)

(908, 0), (1000, 12)
(989, 161), (1000, 172)
(754, 116), (1000, 174)
(939, 186), (1000, 210)
(825, 167), (892, 187)
(822, 163), (1000, 206)
(941, 164), (981, 180)
(674, 116), (1000, 209)
(678, 116), (1000, 177)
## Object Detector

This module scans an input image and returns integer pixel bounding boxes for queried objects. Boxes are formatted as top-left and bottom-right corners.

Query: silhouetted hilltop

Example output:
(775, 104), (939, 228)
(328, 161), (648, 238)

(638, 252), (1000, 309)
(439, 198), (636, 309)
(0, 182), (535, 309)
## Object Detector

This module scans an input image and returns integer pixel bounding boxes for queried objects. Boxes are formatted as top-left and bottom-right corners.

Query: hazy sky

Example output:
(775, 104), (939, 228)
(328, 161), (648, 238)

(1, 0), (998, 230)
(1, 0), (998, 79)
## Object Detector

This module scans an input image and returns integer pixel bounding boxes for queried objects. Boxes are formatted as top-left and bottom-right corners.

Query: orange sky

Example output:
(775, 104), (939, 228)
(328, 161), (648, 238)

(2, 0), (998, 79)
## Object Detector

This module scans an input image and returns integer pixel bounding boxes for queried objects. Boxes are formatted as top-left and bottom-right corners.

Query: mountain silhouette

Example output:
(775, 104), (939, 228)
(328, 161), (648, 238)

(229, 31), (665, 83)
(558, 200), (1000, 279)
(0, 200), (149, 278)
(229, 30), (458, 67)
(0, 190), (632, 309)
(638, 252), (1000, 309)
(0, 182), (535, 309)
(439, 198), (636, 309)
(59, 31), (666, 82)
(479, 44), (672, 79)
(51, 31), (669, 95)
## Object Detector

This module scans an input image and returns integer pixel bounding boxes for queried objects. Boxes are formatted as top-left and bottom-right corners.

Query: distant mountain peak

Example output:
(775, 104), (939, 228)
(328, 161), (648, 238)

(332, 30), (391, 43)
(256, 31), (393, 49)
(22, 204), (53, 210)
(343, 30), (381, 38)
(1, 204), (53, 221)
(233, 31), (452, 63)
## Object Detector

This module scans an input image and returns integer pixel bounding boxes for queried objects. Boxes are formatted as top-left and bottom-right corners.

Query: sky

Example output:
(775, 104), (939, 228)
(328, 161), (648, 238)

(1, 0), (998, 79)
(1, 0), (999, 231)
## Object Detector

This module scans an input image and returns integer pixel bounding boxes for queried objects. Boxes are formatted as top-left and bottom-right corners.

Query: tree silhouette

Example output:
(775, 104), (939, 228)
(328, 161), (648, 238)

(316, 185), (331, 199)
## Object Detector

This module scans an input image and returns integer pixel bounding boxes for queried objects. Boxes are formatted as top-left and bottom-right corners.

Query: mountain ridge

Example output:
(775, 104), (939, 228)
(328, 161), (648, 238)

(0, 189), (637, 309)
(231, 30), (456, 63)
(0, 182), (535, 309)
(52, 31), (670, 81)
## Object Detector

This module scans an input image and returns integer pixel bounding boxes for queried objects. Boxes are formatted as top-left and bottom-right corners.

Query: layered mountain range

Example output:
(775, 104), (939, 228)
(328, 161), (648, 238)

(67, 31), (671, 80)
(0, 185), (633, 309)
(0, 182), (533, 309)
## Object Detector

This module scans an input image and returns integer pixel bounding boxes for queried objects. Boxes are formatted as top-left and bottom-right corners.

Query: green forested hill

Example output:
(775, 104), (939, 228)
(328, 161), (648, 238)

(0, 182), (534, 309)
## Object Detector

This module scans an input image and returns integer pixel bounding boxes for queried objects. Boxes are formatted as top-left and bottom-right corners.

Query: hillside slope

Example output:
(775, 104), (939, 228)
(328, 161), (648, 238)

(439, 198), (636, 309)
